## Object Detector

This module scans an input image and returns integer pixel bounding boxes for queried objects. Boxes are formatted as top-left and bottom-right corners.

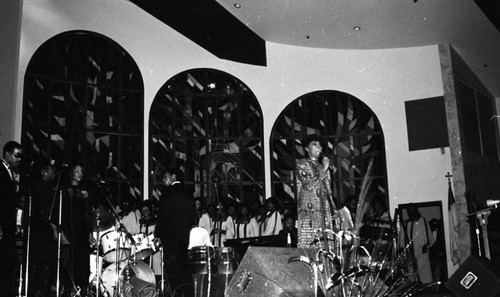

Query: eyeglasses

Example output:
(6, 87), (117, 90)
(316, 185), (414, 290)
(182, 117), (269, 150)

(13, 153), (23, 159)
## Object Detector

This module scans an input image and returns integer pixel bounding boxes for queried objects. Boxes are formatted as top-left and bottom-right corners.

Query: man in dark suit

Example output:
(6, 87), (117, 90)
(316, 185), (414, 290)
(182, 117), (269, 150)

(0, 141), (23, 296)
(155, 167), (195, 297)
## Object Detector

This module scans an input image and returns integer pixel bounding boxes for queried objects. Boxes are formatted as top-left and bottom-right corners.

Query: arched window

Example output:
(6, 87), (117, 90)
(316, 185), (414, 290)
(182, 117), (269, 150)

(22, 31), (144, 204)
(149, 69), (264, 206)
(270, 91), (388, 209)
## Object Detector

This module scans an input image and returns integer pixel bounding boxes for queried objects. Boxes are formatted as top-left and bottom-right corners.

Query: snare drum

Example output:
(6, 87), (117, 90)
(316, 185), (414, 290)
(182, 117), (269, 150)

(188, 246), (218, 274)
(100, 230), (131, 263)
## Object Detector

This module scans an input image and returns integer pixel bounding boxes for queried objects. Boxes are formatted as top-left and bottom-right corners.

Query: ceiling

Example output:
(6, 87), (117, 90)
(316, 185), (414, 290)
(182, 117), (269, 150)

(215, 0), (500, 98)
(132, 0), (500, 98)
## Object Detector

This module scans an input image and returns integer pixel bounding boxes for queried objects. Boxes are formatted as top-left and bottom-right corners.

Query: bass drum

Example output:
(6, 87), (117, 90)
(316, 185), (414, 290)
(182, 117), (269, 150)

(101, 261), (156, 297)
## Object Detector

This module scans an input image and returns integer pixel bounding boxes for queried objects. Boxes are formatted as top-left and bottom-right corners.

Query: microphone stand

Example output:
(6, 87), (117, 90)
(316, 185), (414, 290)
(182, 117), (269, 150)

(96, 182), (136, 246)
(55, 190), (63, 297)
(20, 191), (32, 297)
(159, 247), (165, 297)
(100, 190), (135, 247)
(96, 182), (136, 297)
(467, 207), (494, 259)
(17, 160), (37, 297)
(94, 216), (101, 297)
(213, 178), (223, 247)
(48, 167), (66, 297)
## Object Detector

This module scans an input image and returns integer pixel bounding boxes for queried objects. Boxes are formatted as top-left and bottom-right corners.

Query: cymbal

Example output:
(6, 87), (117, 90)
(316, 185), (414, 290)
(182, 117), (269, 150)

(90, 208), (115, 232)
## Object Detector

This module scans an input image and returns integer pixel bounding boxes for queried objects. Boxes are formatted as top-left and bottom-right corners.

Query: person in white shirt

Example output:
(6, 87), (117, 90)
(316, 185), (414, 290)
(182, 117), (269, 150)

(119, 197), (142, 236)
(256, 203), (267, 236)
(400, 204), (435, 284)
(234, 204), (259, 239)
(210, 202), (234, 247)
(190, 198), (213, 249)
(225, 203), (237, 240)
(188, 226), (213, 249)
(262, 197), (283, 236)
(199, 203), (214, 237)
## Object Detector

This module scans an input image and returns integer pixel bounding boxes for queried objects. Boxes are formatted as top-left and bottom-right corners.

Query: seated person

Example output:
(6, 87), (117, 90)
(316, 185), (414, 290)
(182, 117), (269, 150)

(188, 226), (213, 250)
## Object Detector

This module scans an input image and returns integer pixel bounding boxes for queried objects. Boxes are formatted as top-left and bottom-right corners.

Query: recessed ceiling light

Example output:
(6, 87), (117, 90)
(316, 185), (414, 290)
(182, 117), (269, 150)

(234, 3), (241, 9)
(353, 26), (361, 31)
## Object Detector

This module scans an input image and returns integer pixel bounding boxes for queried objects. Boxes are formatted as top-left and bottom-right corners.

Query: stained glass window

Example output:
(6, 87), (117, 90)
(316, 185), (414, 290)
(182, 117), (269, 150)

(149, 69), (264, 207)
(22, 31), (144, 205)
(270, 91), (388, 209)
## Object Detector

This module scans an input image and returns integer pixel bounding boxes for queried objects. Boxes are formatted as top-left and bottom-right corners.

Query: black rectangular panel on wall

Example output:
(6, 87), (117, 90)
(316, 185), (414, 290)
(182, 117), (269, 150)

(456, 81), (482, 154)
(405, 96), (449, 151)
(476, 91), (499, 161)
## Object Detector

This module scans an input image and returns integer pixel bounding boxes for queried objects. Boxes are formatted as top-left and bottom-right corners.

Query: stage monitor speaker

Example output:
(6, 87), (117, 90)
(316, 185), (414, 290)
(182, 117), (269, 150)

(445, 255), (500, 297)
(225, 246), (316, 297)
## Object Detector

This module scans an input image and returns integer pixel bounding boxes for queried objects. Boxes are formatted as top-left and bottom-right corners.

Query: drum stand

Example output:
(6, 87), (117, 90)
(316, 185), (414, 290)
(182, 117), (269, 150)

(95, 181), (136, 297)
(159, 247), (165, 297)
(113, 228), (135, 297)
(114, 230), (123, 297)
(55, 190), (63, 297)
(93, 218), (103, 297)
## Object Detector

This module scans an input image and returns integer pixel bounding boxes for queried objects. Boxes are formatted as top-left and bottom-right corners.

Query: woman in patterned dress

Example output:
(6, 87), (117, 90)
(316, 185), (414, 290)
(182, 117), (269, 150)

(295, 135), (338, 249)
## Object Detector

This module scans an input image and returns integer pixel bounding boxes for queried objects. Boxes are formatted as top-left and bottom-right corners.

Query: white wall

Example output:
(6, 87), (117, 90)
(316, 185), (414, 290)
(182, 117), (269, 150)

(18, 0), (455, 271)
(0, 0), (22, 148)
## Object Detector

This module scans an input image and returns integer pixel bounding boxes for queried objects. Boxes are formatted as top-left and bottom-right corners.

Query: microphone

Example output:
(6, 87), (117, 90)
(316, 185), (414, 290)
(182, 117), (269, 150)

(96, 180), (111, 194)
(321, 154), (337, 172)
(50, 160), (69, 168)
(487, 199), (500, 208)
(119, 223), (135, 245)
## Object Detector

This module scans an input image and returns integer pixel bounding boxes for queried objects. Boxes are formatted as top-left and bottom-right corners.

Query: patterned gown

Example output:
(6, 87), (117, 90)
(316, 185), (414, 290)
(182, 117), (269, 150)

(296, 158), (338, 249)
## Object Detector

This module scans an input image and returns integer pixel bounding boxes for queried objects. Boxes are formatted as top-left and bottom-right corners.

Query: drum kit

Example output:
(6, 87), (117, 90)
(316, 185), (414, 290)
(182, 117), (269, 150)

(88, 208), (160, 297)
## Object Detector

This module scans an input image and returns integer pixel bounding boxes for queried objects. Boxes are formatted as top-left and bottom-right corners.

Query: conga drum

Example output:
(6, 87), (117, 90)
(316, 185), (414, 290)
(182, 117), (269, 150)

(188, 246), (218, 274)
(217, 247), (237, 274)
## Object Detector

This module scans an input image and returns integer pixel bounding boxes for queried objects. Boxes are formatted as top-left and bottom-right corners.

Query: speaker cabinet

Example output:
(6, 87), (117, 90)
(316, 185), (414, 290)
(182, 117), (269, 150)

(225, 246), (316, 297)
(445, 255), (500, 297)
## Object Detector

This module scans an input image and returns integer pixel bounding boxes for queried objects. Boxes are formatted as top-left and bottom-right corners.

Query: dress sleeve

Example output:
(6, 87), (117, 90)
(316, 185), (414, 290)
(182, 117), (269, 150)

(295, 159), (308, 193)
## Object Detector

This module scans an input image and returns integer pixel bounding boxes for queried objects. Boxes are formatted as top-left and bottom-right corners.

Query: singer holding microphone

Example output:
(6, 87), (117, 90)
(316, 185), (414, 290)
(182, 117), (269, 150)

(295, 135), (338, 249)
